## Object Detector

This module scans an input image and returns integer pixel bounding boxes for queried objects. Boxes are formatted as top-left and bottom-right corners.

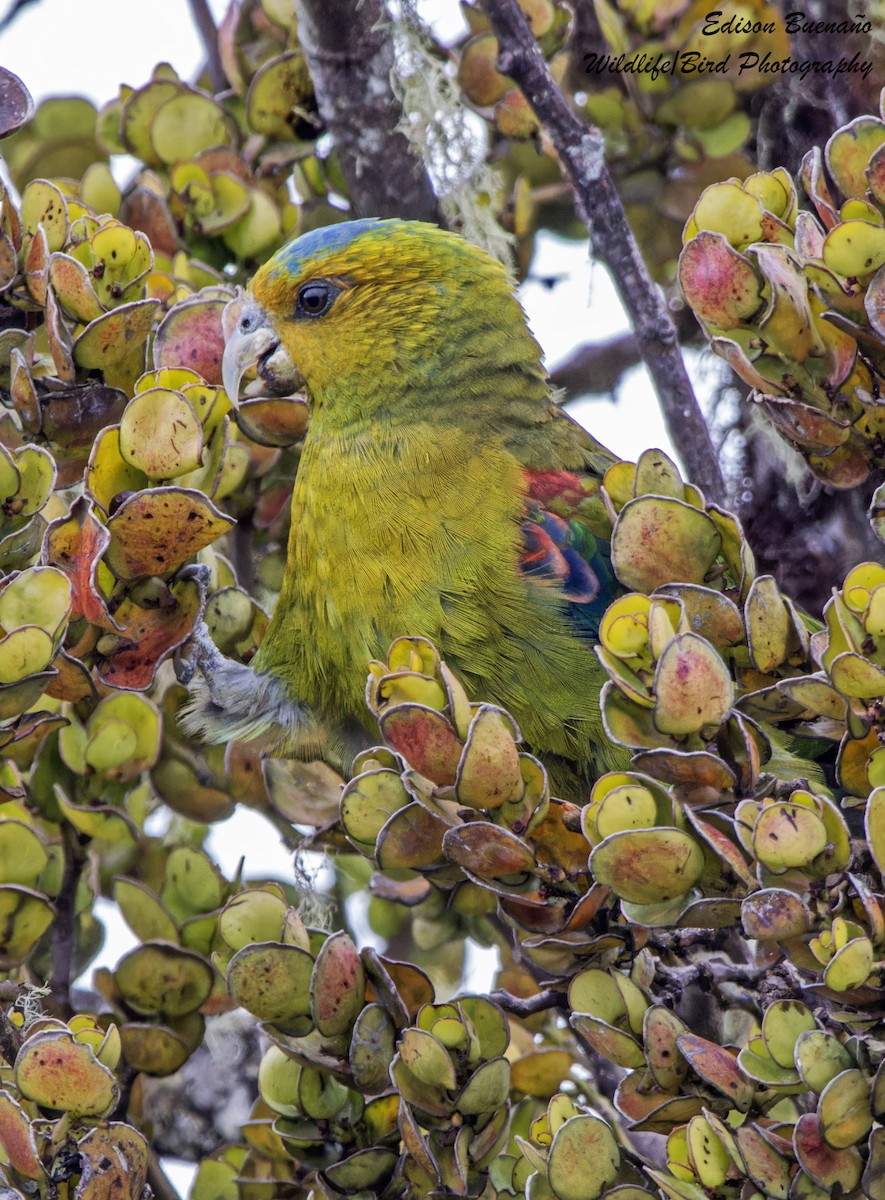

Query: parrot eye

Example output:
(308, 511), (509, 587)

(295, 281), (339, 318)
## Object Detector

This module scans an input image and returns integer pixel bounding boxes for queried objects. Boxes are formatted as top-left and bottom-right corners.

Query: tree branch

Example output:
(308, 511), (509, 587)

(480, 0), (726, 504)
(488, 987), (567, 1017)
(294, 0), (440, 223)
(188, 0), (227, 94)
(49, 824), (83, 1017)
(549, 331), (642, 401)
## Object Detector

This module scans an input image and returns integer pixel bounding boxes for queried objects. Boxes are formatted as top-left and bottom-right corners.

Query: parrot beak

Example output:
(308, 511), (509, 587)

(222, 294), (303, 406)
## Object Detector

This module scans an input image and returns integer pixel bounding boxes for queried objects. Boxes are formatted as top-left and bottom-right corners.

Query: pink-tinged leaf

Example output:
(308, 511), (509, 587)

(98, 572), (202, 690)
(104, 487), (234, 580)
(679, 233), (763, 329)
(379, 704), (463, 786)
(42, 495), (119, 631)
(153, 296), (230, 383)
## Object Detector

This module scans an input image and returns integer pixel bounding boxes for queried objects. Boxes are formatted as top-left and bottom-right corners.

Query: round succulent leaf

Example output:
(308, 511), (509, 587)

(11, 444), (56, 513)
(752, 801), (827, 872)
(442, 821), (536, 879)
(85, 426), (149, 515)
(510, 1049), (573, 1098)
(235, 396), (310, 447)
(685, 1115), (730, 1189)
(654, 584), (744, 649)
(20, 179), (68, 251)
(15, 1030), (118, 1116)
(457, 995), (509, 1059)
(310, 931), (365, 1038)
(736, 1044), (800, 1087)
(378, 703), (462, 786)
(678, 233), (763, 329)
(546, 1114), (620, 1200)
(73, 1123), (149, 1200)
(865, 262), (885, 339)
(826, 115), (885, 198)
(116, 941), (213, 1018)
(54, 786), (137, 844)
(676, 1033), (754, 1111)
(652, 633), (733, 737)
(322, 1148), (398, 1194)
(218, 889), (287, 953)
(89, 691), (161, 778)
(823, 219), (885, 278)
(376, 801), (448, 872)
(457, 34), (511, 106)
(398, 1027), (458, 1090)
(456, 1056), (510, 1115)
(745, 575), (792, 673)
(48, 252), (104, 322)
(867, 787), (885, 875)
(0, 1087), (42, 1178)
(0, 568), (70, 646)
(454, 704), (523, 810)
(226, 941), (313, 1023)
(734, 1124), (790, 1199)
(613, 1072), (702, 1130)
(761, 1000), (817, 1069)
(153, 297), (228, 384)
(599, 593), (652, 659)
(570, 1013), (645, 1069)
(0, 671), (57, 723)
(119, 388), (204, 480)
(824, 936), (874, 991)
(568, 968), (626, 1024)
(0, 819), (47, 886)
(339, 768), (411, 849)
(297, 1066), (349, 1120)
(612, 498), (721, 594)
(0, 66), (34, 138)
(113, 878), (179, 944)
(818, 1068), (872, 1149)
(73, 299), (160, 369)
(590, 828), (704, 904)
(592, 784), (658, 839)
(349, 1003), (396, 1093)
(692, 181), (764, 247)
(864, 1128), (885, 1200)
(104, 488), (234, 580)
(159, 847), (226, 923)
(741, 888), (810, 940)
(151, 754), (234, 824)
(222, 190), (282, 259)
(150, 91), (231, 163)
(829, 651), (885, 698)
(246, 51), (313, 140)
(793, 1111), (863, 1192)
(643, 1005), (689, 1091)
(119, 1024), (191, 1076)
(633, 448), (685, 500)
(602, 682), (678, 750)
(630, 748), (736, 790)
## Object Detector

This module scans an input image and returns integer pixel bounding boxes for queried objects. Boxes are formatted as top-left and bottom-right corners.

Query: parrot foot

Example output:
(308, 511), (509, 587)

(176, 622), (308, 747)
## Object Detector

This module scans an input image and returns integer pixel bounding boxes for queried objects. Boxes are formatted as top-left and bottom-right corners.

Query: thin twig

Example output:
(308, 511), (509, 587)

(148, 1151), (182, 1200)
(480, 0), (726, 504)
(188, 0), (227, 94)
(488, 987), (566, 1017)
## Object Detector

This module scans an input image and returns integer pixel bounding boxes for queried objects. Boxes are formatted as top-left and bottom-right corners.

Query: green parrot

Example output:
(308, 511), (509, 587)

(186, 218), (627, 798)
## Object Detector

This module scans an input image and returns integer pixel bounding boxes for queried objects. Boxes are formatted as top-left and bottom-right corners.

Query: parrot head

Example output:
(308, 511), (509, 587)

(222, 218), (539, 417)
